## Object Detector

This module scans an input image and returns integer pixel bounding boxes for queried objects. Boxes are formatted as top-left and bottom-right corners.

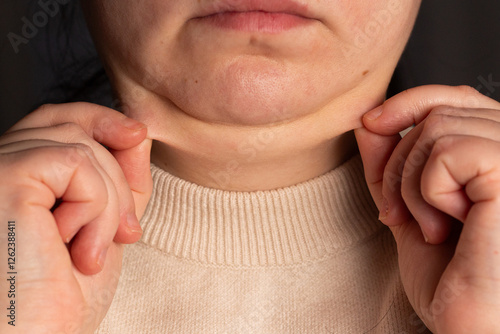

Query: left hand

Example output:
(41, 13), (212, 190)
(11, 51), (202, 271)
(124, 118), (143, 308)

(355, 85), (500, 334)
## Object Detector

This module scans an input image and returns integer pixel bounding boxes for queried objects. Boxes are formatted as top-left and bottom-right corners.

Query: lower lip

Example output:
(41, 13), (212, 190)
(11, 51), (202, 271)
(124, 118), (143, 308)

(200, 11), (312, 33)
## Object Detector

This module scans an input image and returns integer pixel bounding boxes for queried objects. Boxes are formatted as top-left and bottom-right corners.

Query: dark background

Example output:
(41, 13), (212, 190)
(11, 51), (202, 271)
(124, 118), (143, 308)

(1, 0), (499, 134)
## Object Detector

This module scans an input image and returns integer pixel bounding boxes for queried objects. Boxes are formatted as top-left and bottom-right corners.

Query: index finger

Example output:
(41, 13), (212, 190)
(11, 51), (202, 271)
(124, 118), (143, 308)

(362, 85), (500, 135)
(7, 102), (147, 151)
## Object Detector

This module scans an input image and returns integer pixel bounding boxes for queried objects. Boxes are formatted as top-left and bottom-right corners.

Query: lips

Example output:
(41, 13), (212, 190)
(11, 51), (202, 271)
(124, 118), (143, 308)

(196, 0), (311, 18)
(193, 0), (315, 33)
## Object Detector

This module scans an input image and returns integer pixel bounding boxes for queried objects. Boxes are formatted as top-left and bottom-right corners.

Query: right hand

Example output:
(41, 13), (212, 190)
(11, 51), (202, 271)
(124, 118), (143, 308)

(0, 103), (152, 333)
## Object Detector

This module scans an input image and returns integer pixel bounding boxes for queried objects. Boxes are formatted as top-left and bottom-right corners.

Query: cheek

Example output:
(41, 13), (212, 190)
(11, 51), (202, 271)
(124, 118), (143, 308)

(337, 0), (418, 54)
(97, 0), (419, 128)
(89, 0), (184, 73)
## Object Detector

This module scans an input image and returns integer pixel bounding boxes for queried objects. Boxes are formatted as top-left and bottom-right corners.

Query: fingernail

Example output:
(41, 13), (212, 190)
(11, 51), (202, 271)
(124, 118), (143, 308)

(421, 228), (430, 243)
(364, 106), (383, 121)
(121, 117), (146, 131)
(379, 197), (389, 221)
(126, 213), (142, 234)
(63, 233), (73, 244)
(97, 247), (108, 270)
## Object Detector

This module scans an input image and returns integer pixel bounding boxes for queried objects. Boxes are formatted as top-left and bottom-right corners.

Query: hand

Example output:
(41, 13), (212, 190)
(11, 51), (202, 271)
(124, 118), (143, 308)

(0, 103), (152, 333)
(356, 85), (500, 333)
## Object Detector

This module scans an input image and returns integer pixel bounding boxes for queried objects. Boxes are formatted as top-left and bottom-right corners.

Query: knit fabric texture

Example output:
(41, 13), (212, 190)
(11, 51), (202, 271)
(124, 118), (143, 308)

(96, 155), (429, 333)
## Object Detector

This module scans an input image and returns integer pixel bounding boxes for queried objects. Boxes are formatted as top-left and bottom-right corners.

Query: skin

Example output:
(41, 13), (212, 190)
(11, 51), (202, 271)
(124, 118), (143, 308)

(81, 0), (422, 191)
(1, 1), (500, 333)
(0, 104), (150, 332)
(358, 85), (500, 333)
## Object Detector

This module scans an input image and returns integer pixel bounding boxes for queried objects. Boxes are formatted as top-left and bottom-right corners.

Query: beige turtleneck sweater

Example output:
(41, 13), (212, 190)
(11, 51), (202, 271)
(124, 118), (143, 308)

(96, 155), (430, 333)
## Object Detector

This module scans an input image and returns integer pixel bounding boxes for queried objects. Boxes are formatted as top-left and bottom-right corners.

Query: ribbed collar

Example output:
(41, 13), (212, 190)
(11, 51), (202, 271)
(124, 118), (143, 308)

(139, 155), (381, 267)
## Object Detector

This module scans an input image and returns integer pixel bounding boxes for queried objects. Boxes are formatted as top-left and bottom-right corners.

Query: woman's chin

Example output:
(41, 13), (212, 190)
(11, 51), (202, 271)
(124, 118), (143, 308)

(171, 59), (322, 126)
(182, 84), (317, 126)
(174, 95), (306, 127)
(212, 101), (302, 126)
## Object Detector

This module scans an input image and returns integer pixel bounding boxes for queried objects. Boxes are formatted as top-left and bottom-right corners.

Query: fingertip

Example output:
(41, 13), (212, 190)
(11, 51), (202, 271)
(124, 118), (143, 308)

(114, 229), (143, 244)
(126, 212), (142, 232)
(378, 197), (389, 221)
(379, 199), (413, 226)
(363, 105), (384, 122)
(121, 123), (149, 143)
(93, 116), (147, 150)
(419, 218), (453, 245)
(70, 241), (105, 275)
(114, 213), (143, 244)
(69, 225), (113, 275)
(119, 117), (147, 131)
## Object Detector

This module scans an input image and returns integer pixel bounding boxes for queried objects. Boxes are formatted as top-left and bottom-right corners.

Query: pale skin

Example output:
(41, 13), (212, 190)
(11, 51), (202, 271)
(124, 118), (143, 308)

(0, 0), (499, 333)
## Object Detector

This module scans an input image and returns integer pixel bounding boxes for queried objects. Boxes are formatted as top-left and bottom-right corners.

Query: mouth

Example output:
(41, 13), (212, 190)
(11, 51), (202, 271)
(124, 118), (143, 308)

(193, 0), (316, 33)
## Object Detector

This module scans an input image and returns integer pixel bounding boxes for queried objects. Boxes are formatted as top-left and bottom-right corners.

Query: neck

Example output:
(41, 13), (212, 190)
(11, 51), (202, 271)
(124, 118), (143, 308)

(151, 131), (358, 191)
(115, 80), (377, 191)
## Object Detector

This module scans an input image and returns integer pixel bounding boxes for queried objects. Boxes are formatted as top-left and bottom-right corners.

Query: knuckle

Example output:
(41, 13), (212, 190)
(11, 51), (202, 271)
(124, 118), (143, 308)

(431, 136), (455, 156)
(58, 144), (95, 168)
(68, 143), (94, 158)
(400, 176), (417, 208)
(401, 88), (423, 113)
(431, 105), (471, 121)
(55, 122), (87, 138)
(430, 105), (456, 116)
(420, 172), (438, 207)
(33, 103), (54, 114)
(456, 85), (483, 108)
(422, 111), (460, 140)
(424, 112), (447, 128)
(421, 114), (445, 142)
(55, 123), (99, 149)
(456, 85), (479, 96)
(95, 116), (115, 133)
(30, 104), (57, 123)
(420, 183), (432, 205)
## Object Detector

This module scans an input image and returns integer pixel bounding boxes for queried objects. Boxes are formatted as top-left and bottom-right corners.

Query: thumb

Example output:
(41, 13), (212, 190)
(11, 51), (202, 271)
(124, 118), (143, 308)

(8, 102), (152, 241)
(8, 102), (148, 151)
(362, 85), (500, 136)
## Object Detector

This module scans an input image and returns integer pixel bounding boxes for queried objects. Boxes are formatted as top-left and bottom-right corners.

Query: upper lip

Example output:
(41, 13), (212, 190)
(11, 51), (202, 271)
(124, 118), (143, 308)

(194, 0), (313, 19)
